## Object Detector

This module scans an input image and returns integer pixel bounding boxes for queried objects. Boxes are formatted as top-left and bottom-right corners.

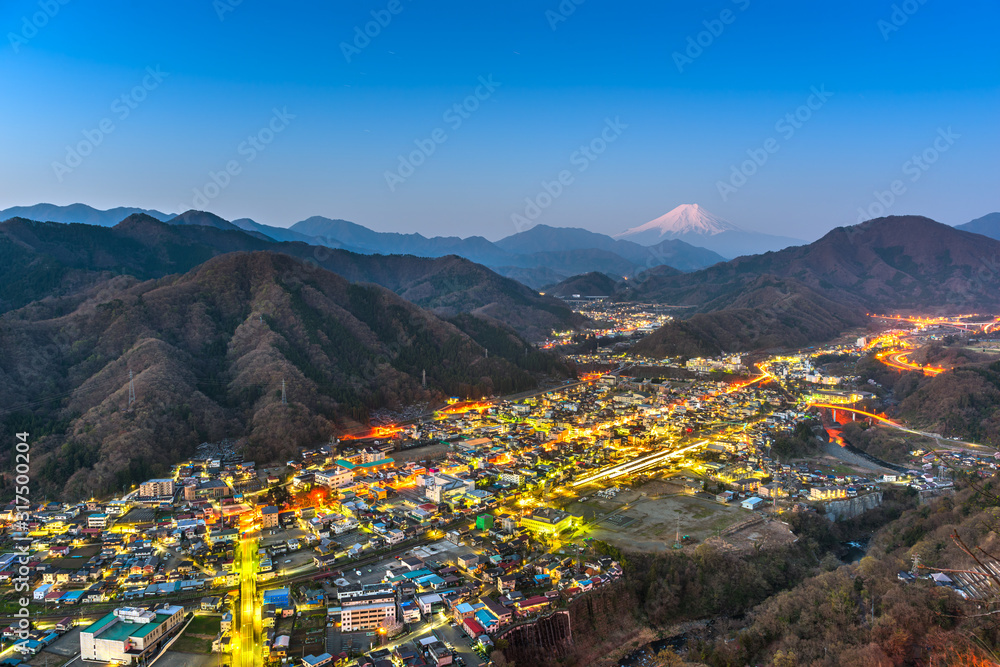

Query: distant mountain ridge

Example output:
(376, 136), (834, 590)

(955, 212), (1000, 240)
(0, 203), (174, 227)
(0, 214), (582, 340)
(0, 204), (726, 288)
(289, 216), (725, 287)
(495, 223), (725, 273)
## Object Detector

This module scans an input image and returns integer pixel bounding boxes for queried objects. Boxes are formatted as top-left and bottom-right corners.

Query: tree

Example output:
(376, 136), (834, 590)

(491, 651), (515, 667)
(377, 615), (403, 639)
(772, 649), (798, 667)
(653, 648), (684, 666)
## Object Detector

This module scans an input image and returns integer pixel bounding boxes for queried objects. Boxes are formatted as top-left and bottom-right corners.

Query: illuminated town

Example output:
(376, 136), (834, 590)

(2, 312), (999, 666)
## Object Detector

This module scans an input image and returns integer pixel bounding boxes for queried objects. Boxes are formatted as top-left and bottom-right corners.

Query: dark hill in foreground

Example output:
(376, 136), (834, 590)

(0, 214), (581, 340)
(0, 252), (567, 499)
(544, 272), (621, 298)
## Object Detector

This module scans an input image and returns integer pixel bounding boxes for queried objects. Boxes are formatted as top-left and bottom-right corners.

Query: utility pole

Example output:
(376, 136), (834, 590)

(281, 379), (287, 405)
(128, 369), (136, 410)
(422, 370), (426, 389)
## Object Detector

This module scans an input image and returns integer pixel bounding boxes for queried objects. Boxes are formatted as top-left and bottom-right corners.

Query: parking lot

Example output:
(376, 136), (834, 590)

(156, 651), (215, 667)
(437, 621), (490, 666)
(29, 627), (81, 666)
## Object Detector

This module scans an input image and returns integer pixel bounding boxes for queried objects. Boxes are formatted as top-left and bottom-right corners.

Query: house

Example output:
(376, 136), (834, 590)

(930, 572), (953, 586)
(462, 618), (485, 639)
(212, 633), (231, 653)
(458, 553), (480, 570)
(480, 596), (512, 626)
(201, 596), (222, 612)
(515, 595), (551, 616)
(497, 574), (518, 593)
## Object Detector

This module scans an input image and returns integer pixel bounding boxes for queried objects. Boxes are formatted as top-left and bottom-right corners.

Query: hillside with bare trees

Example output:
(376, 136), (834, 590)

(0, 251), (567, 499)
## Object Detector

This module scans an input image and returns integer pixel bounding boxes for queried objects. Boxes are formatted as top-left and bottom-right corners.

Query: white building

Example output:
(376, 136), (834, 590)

(314, 467), (353, 489)
(80, 605), (184, 664)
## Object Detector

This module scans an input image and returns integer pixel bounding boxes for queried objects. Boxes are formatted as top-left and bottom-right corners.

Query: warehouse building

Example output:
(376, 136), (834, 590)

(79, 605), (185, 664)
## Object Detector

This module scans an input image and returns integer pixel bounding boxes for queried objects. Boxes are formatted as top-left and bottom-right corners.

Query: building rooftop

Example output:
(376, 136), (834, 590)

(84, 611), (174, 642)
(526, 508), (570, 524)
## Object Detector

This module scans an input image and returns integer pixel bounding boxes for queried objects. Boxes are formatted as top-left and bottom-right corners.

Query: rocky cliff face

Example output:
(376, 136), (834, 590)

(824, 492), (883, 521)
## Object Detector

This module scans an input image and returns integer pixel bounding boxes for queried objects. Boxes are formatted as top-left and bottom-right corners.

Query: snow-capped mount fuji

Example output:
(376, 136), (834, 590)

(615, 204), (805, 258)
(616, 204), (740, 239)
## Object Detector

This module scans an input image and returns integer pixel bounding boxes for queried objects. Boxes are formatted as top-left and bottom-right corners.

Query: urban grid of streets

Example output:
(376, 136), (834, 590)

(6, 311), (998, 666)
(221, 314), (995, 660)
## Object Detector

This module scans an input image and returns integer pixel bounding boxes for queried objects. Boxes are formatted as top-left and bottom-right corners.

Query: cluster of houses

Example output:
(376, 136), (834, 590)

(0, 616), (75, 658)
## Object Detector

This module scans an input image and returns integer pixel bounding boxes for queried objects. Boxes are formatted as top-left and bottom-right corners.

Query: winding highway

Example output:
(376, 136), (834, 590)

(875, 347), (944, 376)
(808, 402), (993, 453)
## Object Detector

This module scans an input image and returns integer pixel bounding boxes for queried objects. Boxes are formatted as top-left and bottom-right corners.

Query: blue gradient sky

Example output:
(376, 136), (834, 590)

(2, 0), (997, 240)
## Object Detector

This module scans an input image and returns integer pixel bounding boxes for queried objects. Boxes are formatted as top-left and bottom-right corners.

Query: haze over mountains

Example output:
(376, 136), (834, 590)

(955, 212), (1000, 241)
(615, 204), (806, 257)
(11, 201), (997, 289)
(0, 203), (729, 289)
(6, 203), (998, 360)
(0, 203), (174, 227)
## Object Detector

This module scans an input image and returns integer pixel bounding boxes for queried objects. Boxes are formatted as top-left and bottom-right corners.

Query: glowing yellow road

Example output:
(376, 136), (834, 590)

(235, 536), (259, 667)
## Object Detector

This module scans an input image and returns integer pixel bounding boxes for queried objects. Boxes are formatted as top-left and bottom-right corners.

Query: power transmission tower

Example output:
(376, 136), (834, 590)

(128, 369), (135, 410)
(281, 378), (287, 405)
